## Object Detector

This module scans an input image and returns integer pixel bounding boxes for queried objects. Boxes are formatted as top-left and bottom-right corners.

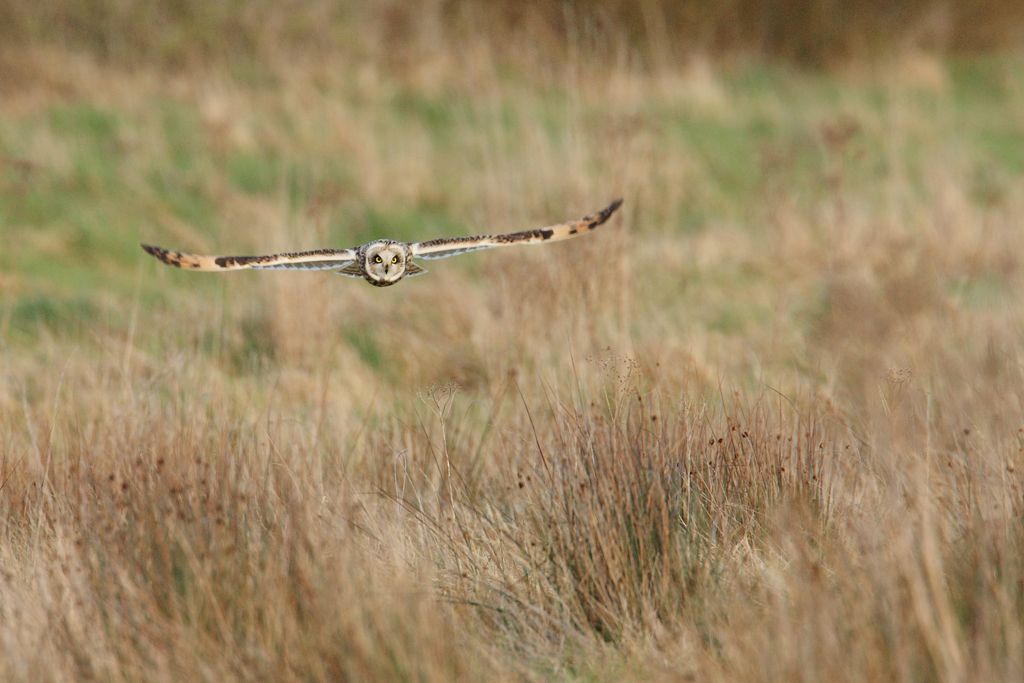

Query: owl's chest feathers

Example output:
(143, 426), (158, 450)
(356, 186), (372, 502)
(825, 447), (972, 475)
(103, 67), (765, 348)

(365, 273), (400, 287)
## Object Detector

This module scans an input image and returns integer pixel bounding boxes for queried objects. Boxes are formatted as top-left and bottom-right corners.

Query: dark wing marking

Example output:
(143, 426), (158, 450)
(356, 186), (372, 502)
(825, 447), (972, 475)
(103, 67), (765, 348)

(405, 262), (427, 277)
(336, 262), (365, 278)
(141, 244), (357, 271)
(409, 198), (622, 261)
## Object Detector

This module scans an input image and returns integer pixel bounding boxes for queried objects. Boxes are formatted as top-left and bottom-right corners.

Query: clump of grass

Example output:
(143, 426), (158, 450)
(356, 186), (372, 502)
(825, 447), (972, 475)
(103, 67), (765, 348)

(379, 374), (840, 664)
(0, 391), (492, 682)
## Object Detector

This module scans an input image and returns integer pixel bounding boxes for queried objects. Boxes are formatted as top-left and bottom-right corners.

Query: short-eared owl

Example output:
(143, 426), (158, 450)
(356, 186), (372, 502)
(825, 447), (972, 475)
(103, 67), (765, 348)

(142, 199), (622, 287)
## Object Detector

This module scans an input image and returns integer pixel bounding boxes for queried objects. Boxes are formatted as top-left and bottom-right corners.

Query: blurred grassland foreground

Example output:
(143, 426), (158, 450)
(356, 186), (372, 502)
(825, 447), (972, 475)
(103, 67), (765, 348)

(2, 2), (1024, 682)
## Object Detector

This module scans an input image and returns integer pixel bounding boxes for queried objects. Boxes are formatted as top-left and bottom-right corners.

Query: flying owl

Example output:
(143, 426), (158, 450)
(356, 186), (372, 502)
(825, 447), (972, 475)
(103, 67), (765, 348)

(141, 199), (623, 287)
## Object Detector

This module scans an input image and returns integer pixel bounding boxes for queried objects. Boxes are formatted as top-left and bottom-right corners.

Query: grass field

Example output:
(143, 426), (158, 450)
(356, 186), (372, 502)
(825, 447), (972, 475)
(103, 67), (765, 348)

(3, 6), (1024, 681)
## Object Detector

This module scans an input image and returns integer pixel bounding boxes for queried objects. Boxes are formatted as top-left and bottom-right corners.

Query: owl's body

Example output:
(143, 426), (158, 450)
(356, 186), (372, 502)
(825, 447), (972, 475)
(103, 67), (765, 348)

(142, 199), (622, 287)
(346, 240), (423, 287)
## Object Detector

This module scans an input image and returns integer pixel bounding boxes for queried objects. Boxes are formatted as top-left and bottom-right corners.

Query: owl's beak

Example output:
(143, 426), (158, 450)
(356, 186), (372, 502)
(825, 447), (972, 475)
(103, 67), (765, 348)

(384, 263), (390, 274)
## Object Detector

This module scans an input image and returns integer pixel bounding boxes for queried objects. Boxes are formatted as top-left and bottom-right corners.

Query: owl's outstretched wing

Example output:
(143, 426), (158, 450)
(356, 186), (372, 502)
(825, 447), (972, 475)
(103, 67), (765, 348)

(409, 198), (623, 261)
(140, 244), (358, 271)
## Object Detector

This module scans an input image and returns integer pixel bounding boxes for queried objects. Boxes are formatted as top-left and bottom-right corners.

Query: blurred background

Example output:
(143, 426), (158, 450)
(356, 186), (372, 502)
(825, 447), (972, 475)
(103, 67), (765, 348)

(3, 2), (1024, 681)
(2, 0), (1024, 392)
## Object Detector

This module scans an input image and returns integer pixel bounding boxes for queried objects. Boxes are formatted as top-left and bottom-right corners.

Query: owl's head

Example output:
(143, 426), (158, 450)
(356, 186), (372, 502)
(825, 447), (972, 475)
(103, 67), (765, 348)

(363, 241), (408, 286)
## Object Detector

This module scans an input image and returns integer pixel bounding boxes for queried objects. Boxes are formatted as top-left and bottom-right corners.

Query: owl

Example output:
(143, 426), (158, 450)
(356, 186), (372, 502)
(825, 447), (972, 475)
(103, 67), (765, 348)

(142, 199), (622, 287)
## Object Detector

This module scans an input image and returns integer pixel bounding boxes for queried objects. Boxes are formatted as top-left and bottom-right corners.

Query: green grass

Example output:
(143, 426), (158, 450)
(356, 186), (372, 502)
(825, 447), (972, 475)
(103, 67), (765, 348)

(6, 294), (98, 337)
(159, 101), (204, 172)
(354, 203), (462, 244)
(345, 328), (382, 371)
(0, 56), (1018, 379)
(1, 57), (1020, 316)
(227, 150), (281, 195)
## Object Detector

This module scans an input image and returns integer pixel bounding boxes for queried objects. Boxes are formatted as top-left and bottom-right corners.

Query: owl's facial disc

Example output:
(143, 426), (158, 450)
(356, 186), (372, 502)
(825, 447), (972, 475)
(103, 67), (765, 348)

(365, 243), (406, 283)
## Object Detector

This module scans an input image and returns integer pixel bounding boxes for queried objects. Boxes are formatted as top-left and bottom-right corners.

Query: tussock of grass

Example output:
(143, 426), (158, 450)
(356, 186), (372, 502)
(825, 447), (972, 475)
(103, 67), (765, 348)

(420, 390), (838, 648)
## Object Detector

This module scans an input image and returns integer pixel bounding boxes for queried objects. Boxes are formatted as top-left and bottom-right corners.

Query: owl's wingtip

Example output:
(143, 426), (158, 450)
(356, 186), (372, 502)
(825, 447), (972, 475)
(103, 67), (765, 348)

(140, 243), (184, 268)
(595, 197), (624, 224)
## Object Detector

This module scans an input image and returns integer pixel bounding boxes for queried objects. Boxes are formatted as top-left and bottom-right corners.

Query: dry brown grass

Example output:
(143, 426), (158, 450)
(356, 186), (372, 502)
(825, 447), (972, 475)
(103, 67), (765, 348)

(3, 0), (1024, 68)
(3, 4), (1024, 681)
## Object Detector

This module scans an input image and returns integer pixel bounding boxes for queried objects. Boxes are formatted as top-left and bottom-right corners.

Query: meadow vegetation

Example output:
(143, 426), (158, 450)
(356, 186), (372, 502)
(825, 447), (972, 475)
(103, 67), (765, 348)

(2, 3), (1024, 681)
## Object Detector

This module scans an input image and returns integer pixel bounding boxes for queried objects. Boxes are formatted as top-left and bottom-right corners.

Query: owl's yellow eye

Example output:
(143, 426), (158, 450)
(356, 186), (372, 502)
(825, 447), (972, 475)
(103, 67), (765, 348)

(392, 256), (399, 264)
(374, 255), (383, 263)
